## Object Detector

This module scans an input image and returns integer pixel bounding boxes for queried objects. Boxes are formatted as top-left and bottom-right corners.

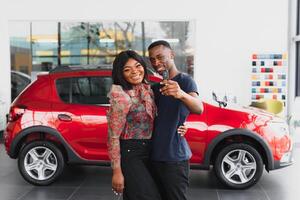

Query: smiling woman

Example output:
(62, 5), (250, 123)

(111, 50), (149, 90)
(107, 50), (161, 199)
(122, 59), (145, 85)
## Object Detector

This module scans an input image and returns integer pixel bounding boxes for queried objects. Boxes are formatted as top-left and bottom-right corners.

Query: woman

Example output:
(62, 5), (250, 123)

(107, 50), (186, 200)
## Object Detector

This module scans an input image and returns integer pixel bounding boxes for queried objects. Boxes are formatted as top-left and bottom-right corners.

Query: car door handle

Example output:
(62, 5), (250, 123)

(58, 114), (72, 122)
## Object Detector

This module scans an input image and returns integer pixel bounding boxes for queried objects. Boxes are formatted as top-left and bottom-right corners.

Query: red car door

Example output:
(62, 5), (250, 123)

(51, 75), (112, 161)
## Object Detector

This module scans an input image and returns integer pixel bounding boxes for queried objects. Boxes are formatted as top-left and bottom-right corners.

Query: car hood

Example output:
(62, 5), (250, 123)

(224, 103), (284, 123)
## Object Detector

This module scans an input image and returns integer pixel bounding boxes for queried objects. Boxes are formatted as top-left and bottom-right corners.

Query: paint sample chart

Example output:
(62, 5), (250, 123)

(251, 53), (288, 110)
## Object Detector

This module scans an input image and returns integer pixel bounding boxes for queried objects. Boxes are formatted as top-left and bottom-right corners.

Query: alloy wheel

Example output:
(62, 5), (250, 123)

(24, 146), (58, 181)
(221, 149), (257, 184)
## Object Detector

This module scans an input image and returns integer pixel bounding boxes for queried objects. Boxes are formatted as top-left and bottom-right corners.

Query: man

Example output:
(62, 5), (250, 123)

(148, 40), (203, 200)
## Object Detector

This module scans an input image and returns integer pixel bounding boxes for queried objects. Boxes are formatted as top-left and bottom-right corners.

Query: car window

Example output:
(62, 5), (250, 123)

(56, 78), (72, 103)
(11, 72), (31, 101)
(56, 76), (112, 105)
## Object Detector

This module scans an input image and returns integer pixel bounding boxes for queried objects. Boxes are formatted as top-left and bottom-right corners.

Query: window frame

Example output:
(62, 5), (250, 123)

(55, 76), (112, 105)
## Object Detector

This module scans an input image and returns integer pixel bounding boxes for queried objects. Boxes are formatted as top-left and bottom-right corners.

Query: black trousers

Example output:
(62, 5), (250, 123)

(120, 139), (161, 200)
(151, 160), (190, 200)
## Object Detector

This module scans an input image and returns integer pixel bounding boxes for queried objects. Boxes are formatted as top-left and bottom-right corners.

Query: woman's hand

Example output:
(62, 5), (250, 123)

(178, 123), (188, 137)
(112, 168), (124, 194)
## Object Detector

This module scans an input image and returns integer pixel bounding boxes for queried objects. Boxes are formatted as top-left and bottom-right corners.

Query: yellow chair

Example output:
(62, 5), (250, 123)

(250, 99), (283, 115)
(264, 99), (283, 115)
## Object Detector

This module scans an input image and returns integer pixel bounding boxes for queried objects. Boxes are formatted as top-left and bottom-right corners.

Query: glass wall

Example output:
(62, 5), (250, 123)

(9, 20), (195, 101)
(9, 22), (32, 101)
(9, 21), (32, 75)
(60, 22), (89, 65)
(32, 22), (58, 70)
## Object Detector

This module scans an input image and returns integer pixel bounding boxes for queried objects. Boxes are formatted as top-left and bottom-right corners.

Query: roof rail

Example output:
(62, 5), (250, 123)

(49, 64), (112, 74)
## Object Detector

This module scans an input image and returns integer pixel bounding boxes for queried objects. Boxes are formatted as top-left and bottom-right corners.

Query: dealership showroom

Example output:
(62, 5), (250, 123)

(1, 0), (300, 200)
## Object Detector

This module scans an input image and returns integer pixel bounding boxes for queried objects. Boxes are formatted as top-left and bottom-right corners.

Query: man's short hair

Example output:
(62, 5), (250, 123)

(148, 40), (172, 51)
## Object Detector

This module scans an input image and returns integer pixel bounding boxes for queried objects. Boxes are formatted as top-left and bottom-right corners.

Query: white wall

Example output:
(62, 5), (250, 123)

(0, 0), (289, 127)
(196, 0), (288, 105)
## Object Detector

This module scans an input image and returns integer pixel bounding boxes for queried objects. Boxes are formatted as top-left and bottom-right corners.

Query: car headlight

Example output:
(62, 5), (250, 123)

(268, 121), (289, 137)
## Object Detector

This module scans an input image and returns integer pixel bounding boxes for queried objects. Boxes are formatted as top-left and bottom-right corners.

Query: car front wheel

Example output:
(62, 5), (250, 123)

(214, 143), (263, 189)
(18, 140), (65, 186)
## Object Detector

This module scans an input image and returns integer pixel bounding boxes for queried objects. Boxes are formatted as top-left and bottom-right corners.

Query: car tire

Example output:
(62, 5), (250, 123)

(18, 140), (65, 186)
(214, 143), (263, 189)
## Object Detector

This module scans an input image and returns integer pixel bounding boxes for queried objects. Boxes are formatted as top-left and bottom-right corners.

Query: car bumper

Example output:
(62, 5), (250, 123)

(273, 150), (294, 170)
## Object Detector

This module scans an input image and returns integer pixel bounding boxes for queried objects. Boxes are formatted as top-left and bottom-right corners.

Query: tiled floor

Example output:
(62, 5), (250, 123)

(0, 142), (299, 200)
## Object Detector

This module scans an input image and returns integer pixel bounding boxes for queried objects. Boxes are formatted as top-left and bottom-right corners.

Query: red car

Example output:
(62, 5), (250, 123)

(4, 66), (293, 189)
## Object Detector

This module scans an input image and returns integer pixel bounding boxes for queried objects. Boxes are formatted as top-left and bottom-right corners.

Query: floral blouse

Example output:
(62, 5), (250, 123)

(106, 83), (156, 169)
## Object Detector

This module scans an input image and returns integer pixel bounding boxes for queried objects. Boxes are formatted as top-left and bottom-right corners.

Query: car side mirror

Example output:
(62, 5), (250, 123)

(212, 91), (227, 108)
(212, 91), (218, 102)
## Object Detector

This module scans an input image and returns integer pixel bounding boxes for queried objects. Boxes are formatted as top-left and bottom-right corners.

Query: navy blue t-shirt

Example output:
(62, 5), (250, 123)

(151, 73), (198, 161)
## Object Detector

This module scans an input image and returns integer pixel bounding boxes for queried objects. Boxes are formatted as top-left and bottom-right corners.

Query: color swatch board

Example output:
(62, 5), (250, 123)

(251, 53), (287, 112)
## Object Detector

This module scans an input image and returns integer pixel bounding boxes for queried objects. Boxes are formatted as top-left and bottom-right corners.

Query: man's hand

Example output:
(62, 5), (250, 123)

(160, 80), (184, 99)
(160, 80), (203, 114)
